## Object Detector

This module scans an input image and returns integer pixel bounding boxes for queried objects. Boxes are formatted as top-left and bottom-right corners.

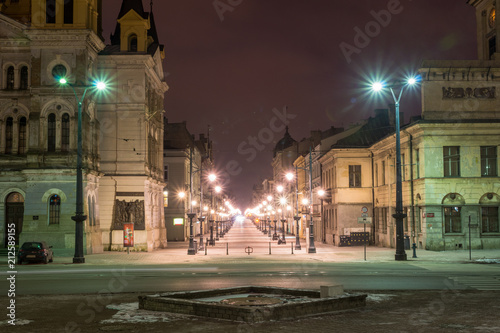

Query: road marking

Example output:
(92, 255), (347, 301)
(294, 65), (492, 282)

(449, 276), (500, 290)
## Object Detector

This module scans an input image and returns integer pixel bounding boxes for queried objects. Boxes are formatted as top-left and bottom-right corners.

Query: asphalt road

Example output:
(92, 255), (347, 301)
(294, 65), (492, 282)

(2, 218), (499, 295)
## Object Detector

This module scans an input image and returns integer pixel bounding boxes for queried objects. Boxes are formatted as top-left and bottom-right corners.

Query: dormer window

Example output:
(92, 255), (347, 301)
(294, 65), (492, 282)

(129, 34), (138, 52)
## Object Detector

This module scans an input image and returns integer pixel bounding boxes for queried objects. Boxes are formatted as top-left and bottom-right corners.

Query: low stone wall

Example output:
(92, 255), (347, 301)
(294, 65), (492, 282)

(139, 286), (367, 322)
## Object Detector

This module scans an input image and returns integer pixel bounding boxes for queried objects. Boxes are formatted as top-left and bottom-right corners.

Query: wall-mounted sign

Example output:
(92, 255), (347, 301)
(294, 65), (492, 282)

(173, 218), (184, 226)
(426, 213), (435, 218)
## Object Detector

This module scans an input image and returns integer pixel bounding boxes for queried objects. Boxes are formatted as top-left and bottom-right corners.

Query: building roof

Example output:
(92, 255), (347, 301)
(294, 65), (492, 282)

(332, 109), (394, 148)
(273, 126), (297, 157)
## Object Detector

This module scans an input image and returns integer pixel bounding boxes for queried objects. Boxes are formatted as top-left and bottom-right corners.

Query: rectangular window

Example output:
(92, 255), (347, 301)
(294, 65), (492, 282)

(444, 146), (460, 177)
(444, 206), (461, 233)
(64, 0), (74, 24)
(349, 165), (361, 188)
(481, 146), (497, 177)
(46, 0), (56, 24)
(482, 207), (499, 233)
(381, 207), (387, 234)
(381, 161), (386, 185)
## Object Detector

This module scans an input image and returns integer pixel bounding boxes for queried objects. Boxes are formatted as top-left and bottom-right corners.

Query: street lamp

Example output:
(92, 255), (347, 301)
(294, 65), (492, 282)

(214, 185), (222, 240)
(371, 76), (418, 261)
(279, 197), (287, 244)
(286, 171), (301, 250)
(58, 78), (107, 264)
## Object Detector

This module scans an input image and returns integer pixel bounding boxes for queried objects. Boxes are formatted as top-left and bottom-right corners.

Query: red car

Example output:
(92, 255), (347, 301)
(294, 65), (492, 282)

(18, 241), (54, 264)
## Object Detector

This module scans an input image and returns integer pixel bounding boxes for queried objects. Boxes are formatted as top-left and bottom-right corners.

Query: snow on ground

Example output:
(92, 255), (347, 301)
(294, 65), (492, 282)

(475, 259), (500, 264)
(366, 294), (397, 302)
(101, 302), (195, 324)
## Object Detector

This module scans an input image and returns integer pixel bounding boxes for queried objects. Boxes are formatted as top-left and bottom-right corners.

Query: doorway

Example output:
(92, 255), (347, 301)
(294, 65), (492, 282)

(4, 192), (24, 247)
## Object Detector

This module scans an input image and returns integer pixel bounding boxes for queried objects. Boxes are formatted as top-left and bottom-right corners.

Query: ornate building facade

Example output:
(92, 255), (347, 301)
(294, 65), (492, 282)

(0, 0), (168, 254)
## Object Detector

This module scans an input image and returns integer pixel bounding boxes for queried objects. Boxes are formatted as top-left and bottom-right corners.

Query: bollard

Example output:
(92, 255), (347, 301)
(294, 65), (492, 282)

(291, 242), (294, 254)
(412, 243), (417, 258)
(205, 240), (208, 255)
(226, 243), (229, 255)
(269, 242), (271, 255)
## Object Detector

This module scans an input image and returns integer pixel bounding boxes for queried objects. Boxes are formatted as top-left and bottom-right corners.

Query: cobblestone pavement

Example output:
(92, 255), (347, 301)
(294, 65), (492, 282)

(2, 290), (500, 332)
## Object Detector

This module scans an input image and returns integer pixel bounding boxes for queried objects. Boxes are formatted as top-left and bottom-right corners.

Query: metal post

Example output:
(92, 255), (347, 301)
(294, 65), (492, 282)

(209, 220), (214, 246)
(273, 220), (278, 240)
(198, 217), (205, 251)
(294, 216), (301, 250)
(215, 220), (219, 240)
(294, 166), (301, 250)
(308, 149), (316, 254)
(187, 213), (196, 255)
(391, 91), (407, 261)
(71, 99), (86, 264)
(281, 219), (286, 244)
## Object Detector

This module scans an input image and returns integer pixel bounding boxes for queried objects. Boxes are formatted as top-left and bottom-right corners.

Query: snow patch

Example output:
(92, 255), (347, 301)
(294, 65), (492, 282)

(101, 302), (192, 324)
(366, 294), (397, 302)
(475, 259), (500, 264)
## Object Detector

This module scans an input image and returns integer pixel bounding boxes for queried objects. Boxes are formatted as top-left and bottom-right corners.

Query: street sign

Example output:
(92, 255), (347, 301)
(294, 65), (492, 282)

(361, 213), (368, 218)
(361, 206), (368, 214)
(357, 217), (372, 224)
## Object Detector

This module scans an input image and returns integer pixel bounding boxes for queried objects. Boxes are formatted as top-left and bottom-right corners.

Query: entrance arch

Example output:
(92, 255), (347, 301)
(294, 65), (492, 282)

(4, 192), (24, 247)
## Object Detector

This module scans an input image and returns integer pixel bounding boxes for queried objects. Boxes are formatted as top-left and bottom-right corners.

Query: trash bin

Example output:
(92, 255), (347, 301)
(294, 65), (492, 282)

(404, 235), (410, 250)
(193, 240), (198, 253)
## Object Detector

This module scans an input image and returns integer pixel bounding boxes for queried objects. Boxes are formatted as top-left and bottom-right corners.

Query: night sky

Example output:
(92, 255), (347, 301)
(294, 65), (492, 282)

(102, 0), (477, 208)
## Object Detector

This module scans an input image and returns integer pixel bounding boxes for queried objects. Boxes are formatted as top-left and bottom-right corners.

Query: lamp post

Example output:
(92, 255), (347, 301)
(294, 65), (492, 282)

(59, 78), (106, 264)
(279, 197), (287, 244)
(286, 170), (301, 250)
(215, 185), (222, 241)
(372, 77), (418, 261)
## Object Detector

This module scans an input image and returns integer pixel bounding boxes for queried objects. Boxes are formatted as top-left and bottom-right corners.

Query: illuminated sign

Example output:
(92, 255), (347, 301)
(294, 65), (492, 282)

(173, 218), (184, 226)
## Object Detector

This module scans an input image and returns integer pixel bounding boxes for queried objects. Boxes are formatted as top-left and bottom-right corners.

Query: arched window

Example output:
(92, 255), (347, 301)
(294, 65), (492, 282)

(61, 113), (70, 152)
(18, 117), (27, 154)
(6, 66), (14, 90)
(49, 194), (61, 225)
(5, 117), (13, 154)
(47, 113), (56, 152)
(20, 66), (28, 90)
(129, 34), (138, 52)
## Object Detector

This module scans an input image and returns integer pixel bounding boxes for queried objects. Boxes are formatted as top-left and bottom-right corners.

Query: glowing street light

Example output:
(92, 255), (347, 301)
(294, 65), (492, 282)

(370, 75), (419, 261)
(58, 77), (108, 264)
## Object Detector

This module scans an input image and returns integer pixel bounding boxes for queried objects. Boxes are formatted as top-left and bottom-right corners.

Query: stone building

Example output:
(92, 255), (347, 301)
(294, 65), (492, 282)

(317, 1), (500, 251)
(0, 0), (168, 254)
(163, 120), (212, 242)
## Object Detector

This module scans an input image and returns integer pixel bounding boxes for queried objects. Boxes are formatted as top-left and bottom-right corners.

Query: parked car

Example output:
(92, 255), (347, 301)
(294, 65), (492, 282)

(18, 241), (54, 264)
